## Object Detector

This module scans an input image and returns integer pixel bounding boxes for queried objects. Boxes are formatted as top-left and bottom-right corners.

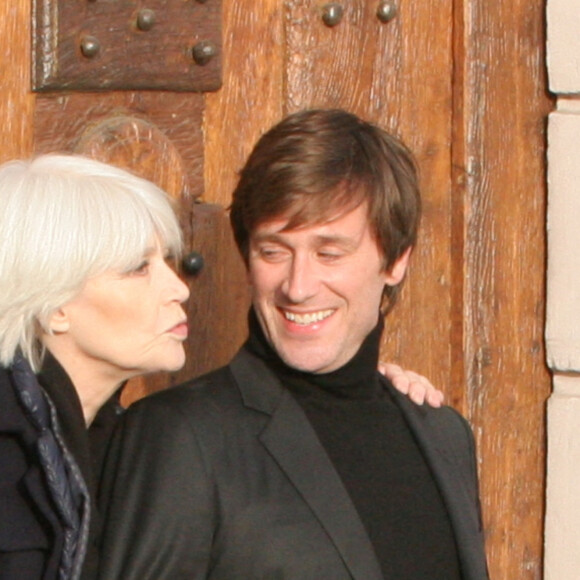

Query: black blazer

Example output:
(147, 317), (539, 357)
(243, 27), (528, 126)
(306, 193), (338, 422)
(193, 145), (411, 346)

(98, 347), (489, 580)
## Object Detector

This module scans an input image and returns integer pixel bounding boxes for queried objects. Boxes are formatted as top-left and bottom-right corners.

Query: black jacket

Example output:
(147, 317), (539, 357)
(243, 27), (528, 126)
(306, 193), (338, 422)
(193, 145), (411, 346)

(98, 346), (489, 580)
(0, 354), (119, 580)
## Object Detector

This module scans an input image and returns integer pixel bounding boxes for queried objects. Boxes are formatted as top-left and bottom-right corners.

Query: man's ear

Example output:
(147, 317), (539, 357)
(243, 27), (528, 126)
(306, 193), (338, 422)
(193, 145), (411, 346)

(46, 308), (71, 334)
(384, 247), (412, 286)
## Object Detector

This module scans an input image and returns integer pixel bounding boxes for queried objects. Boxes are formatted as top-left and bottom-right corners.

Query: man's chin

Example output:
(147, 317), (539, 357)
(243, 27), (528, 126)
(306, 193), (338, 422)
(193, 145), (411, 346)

(277, 349), (338, 375)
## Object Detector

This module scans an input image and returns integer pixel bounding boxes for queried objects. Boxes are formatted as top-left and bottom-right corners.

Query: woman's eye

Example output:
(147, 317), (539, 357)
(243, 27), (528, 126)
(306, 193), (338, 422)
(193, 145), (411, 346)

(131, 260), (150, 275)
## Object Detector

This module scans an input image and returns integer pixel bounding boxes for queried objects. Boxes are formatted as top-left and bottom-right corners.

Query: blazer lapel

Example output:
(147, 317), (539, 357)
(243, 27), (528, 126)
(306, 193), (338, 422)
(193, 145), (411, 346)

(230, 349), (383, 580)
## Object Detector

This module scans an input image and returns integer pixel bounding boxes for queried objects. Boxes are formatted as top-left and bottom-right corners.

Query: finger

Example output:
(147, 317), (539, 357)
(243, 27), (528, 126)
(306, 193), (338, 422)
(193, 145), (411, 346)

(426, 388), (444, 408)
(407, 373), (444, 407)
(379, 362), (403, 377)
(382, 363), (410, 394)
(408, 383), (426, 405)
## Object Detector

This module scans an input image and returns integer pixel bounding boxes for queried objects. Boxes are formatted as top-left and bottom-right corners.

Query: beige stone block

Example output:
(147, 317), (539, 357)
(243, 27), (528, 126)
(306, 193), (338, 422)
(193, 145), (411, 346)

(546, 112), (580, 371)
(545, 390), (580, 579)
(547, 0), (580, 93)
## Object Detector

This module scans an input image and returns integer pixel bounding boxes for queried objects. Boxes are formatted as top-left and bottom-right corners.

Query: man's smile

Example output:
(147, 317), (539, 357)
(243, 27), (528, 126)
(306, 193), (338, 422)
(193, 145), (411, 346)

(282, 309), (335, 326)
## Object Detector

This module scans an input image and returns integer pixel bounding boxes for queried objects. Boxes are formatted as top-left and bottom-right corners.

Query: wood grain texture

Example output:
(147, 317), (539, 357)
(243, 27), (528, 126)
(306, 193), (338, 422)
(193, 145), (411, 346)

(34, 92), (205, 199)
(204, 0), (284, 207)
(177, 203), (250, 381)
(455, 0), (553, 577)
(0, 0), (34, 162)
(73, 115), (189, 199)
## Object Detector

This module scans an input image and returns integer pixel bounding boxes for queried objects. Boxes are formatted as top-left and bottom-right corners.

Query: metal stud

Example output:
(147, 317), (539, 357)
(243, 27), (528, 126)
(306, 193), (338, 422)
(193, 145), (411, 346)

(80, 35), (100, 58)
(321, 3), (344, 27)
(192, 41), (217, 66)
(376, 1), (397, 23)
(182, 252), (205, 276)
(136, 9), (156, 31)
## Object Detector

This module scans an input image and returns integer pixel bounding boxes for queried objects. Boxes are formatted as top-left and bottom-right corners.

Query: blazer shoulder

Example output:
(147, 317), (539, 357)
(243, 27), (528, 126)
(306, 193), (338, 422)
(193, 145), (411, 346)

(120, 363), (246, 431)
(380, 375), (476, 453)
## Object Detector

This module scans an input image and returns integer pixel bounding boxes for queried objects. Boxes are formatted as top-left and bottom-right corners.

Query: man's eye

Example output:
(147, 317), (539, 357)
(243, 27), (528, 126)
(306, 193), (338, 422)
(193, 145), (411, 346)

(258, 247), (287, 261)
(318, 251), (342, 261)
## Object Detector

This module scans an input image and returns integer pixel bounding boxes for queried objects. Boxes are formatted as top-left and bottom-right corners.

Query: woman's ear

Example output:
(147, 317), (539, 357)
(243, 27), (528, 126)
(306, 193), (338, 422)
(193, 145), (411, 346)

(384, 247), (412, 286)
(46, 308), (71, 334)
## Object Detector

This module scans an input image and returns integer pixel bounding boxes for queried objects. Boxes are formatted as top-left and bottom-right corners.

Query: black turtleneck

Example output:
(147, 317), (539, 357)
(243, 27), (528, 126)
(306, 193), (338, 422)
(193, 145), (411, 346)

(246, 310), (461, 579)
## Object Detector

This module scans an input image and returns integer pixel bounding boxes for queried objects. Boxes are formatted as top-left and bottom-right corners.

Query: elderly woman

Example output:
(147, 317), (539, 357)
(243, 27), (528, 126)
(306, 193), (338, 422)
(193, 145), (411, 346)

(0, 154), (189, 580)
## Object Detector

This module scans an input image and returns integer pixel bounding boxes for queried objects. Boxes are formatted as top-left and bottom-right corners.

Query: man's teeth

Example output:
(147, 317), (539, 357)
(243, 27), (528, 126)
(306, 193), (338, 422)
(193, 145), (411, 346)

(284, 310), (333, 325)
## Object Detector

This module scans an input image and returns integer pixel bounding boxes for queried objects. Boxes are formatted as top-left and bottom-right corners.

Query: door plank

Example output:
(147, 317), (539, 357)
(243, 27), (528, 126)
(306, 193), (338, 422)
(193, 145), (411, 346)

(454, 0), (553, 577)
(0, 0), (34, 162)
(204, 0), (285, 208)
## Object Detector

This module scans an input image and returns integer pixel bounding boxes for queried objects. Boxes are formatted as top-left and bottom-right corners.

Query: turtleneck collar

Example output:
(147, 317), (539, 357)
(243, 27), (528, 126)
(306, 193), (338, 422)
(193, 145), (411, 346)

(245, 308), (384, 400)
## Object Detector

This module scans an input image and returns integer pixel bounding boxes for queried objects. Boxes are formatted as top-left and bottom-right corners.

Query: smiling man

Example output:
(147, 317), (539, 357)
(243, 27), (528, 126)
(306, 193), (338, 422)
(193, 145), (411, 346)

(98, 109), (488, 580)
(247, 203), (408, 374)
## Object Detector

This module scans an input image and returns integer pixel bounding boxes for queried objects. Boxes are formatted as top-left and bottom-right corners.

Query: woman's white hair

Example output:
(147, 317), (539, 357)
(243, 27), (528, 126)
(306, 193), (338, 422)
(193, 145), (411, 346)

(0, 153), (183, 370)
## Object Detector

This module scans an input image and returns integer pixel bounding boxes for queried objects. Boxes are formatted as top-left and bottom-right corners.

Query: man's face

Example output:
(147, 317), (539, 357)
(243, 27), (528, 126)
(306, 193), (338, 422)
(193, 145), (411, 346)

(248, 203), (410, 374)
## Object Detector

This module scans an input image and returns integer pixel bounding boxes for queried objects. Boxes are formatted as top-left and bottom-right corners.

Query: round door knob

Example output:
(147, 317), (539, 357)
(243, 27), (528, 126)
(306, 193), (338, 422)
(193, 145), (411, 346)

(182, 251), (204, 275)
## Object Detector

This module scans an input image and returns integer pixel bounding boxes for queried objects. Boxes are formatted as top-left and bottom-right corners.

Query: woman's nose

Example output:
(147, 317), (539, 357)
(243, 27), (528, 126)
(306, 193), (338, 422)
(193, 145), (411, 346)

(174, 272), (190, 303)
(165, 264), (190, 303)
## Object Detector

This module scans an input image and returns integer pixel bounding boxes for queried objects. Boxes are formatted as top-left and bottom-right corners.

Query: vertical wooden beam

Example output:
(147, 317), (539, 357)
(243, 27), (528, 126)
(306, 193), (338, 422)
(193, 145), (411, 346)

(204, 0), (284, 208)
(0, 0), (34, 161)
(455, 0), (553, 576)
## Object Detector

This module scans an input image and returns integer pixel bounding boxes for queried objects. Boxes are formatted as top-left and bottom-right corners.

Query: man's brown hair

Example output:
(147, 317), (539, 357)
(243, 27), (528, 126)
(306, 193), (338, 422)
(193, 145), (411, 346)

(230, 109), (421, 312)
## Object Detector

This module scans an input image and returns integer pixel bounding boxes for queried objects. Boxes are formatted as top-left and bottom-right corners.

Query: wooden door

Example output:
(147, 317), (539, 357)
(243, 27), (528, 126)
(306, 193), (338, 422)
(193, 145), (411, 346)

(0, 0), (552, 577)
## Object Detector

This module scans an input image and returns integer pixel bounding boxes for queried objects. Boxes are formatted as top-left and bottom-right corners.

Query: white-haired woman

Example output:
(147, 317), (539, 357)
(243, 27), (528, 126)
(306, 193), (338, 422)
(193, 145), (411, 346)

(0, 154), (189, 580)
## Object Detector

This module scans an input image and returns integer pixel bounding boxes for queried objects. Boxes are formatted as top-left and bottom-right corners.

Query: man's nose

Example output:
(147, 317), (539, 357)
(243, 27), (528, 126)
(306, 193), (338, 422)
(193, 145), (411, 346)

(281, 255), (320, 303)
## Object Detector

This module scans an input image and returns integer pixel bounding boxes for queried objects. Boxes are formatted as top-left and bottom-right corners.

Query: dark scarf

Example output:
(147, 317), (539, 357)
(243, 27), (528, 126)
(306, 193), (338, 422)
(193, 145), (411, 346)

(11, 354), (91, 580)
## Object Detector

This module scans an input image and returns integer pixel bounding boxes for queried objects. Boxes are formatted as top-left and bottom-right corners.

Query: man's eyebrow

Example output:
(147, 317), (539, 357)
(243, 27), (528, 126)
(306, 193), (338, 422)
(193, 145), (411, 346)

(314, 234), (357, 246)
(251, 231), (286, 244)
(252, 231), (359, 251)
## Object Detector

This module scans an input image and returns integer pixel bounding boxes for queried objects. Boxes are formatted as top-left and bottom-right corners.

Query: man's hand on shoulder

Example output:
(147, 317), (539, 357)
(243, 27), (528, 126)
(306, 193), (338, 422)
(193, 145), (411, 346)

(378, 363), (444, 408)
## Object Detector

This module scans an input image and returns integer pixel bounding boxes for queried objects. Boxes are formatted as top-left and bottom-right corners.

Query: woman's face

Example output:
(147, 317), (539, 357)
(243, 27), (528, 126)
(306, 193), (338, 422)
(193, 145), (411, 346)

(47, 240), (190, 385)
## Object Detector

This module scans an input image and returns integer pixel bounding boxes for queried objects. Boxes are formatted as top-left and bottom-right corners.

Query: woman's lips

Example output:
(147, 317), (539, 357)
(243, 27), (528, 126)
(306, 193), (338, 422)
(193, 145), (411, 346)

(169, 322), (189, 338)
